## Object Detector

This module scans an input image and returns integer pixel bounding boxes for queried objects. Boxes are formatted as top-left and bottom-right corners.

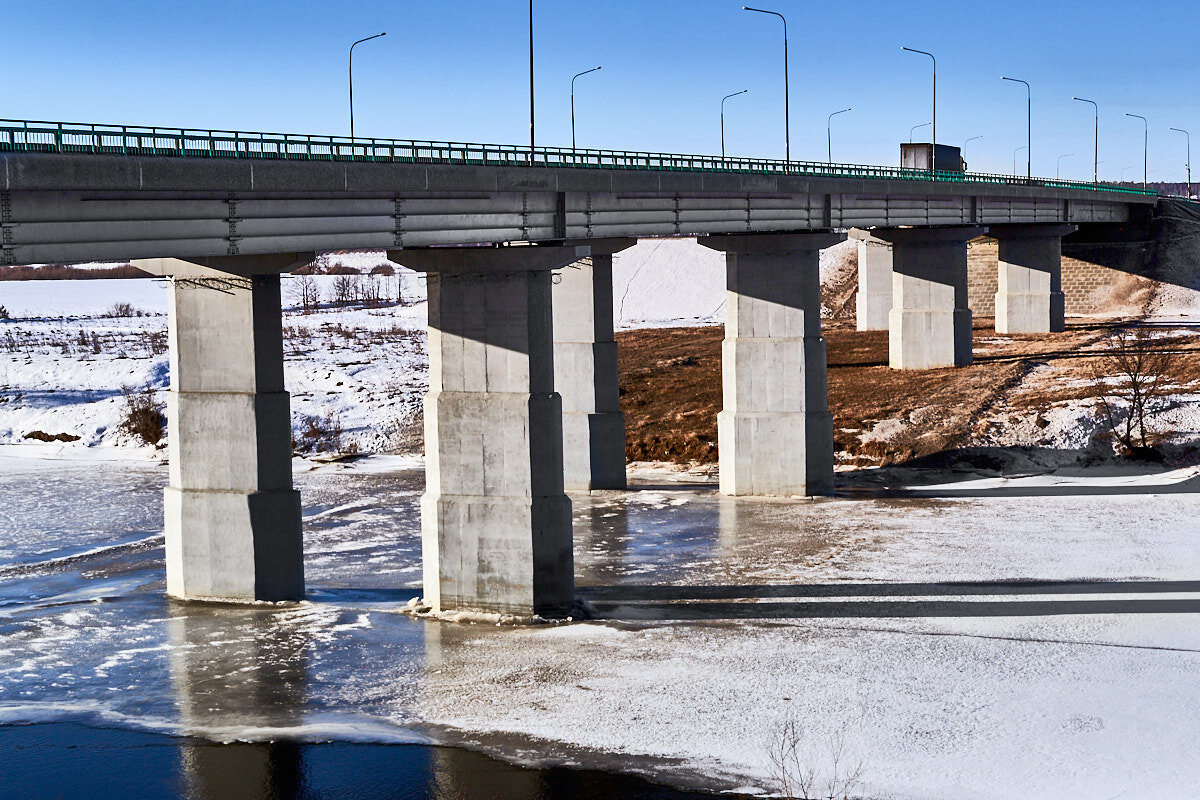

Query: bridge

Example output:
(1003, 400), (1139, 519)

(0, 119), (1159, 616)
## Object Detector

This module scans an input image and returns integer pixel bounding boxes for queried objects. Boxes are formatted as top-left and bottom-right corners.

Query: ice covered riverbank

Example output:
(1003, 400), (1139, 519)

(1, 454), (1198, 798)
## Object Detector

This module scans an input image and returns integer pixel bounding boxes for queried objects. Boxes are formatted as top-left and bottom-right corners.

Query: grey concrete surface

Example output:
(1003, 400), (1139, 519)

(850, 229), (893, 331)
(991, 224), (1076, 334)
(135, 259), (304, 602)
(1, 151), (1145, 265)
(553, 239), (635, 491)
(389, 244), (588, 616)
(873, 227), (984, 370)
(699, 233), (844, 497)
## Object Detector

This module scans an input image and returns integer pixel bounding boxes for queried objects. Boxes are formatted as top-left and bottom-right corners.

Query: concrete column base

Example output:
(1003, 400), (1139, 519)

(164, 487), (303, 602)
(699, 233), (843, 498)
(562, 410), (628, 490)
(888, 307), (974, 369)
(717, 409), (834, 496)
(995, 291), (1067, 334)
(555, 337), (626, 490)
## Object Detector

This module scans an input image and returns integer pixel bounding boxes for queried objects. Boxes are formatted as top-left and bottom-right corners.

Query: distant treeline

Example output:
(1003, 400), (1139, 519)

(0, 264), (151, 281)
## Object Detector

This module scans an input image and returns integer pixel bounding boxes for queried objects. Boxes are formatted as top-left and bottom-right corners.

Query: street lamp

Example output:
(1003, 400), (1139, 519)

(349, 32), (386, 141)
(827, 107), (851, 165)
(902, 47), (936, 173)
(1057, 153), (1074, 180)
(1120, 165), (1135, 182)
(529, 0), (535, 160)
(1126, 113), (1148, 189)
(743, 6), (789, 162)
(1002, 76), (1031, 180)
(571, 66), (602, 150)
(721, 89), (749, 159)
(1171, 127), (1192, 198)
(1073, 96), (1099, 183)
(1013, 145), (1027, 176)
(909, 122), (930, 143)
(962, 135), (982, 166)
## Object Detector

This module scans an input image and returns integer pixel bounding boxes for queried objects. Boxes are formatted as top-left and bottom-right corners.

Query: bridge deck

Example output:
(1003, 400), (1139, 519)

(0, 119), (1157, 266)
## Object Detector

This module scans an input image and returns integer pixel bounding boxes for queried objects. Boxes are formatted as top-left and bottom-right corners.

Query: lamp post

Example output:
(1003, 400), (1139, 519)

(1120, 165), (1134, 182)
(529, 0), (535, 161)
(349, 32), (386, 141)
(721, 89), (749, 159)
(743, 6), (789, 161)
(1073, 96), (1099, 183)
(1126, 113), (1148, 189)
(1002, 76), (1031, 179)
(962, 135), (982, 166)
(571, 66), (602, 150)
(1057, 153), (1074, 180)
(1013, 145), (1027, 176)
(909, 122), (930, 143)
(827, 107), (851, 165)
(902, 47), (936, 173)
(1171, 127), (1192, 198)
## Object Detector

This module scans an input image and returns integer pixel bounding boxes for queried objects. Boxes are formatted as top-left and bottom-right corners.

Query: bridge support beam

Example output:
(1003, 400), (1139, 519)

(991, 224), (1076, 334)
(389, 245), (588, 617)
(134, 255), (312, 603)
(871, 227), (984, 370)
(699, 233), (844, 497)
(553, 239), (635, 491)
(850, 229), (893, 331)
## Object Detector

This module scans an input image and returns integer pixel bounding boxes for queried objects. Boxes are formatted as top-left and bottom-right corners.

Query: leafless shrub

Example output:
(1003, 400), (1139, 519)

(0, 305), (9, 320)
(1090, 325), (1178, 455)
(293, 411), (358, 456)
(119, 384), (166, 446)
(106, 302), (136, 318)
(768, 718), (865, 800)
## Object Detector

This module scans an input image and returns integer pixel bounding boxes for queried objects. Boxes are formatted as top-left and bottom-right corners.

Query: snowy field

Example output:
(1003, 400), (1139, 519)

(0, 239), (854, 457)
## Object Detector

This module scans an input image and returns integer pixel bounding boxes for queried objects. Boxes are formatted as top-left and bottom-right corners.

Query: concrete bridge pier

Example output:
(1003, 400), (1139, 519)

(133, 255), (312, 603)
(849, 229), (893, 331)
(991, 224), (1076, 334)
(872, 226), (984, 369)
(388, 244), (589, 617)
(553, 239), (636, 491)
(699, 233), (845, 497)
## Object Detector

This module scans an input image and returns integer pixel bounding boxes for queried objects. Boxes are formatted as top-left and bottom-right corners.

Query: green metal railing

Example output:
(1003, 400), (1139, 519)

(0, 118), (1158, 197)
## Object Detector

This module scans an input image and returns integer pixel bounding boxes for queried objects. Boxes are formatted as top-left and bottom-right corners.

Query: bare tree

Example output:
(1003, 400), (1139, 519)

(330, 274), (357, 306)
(289, 274), (320, 313)
(767, 717), (865, 800)
(1091, 325), (1178, 454)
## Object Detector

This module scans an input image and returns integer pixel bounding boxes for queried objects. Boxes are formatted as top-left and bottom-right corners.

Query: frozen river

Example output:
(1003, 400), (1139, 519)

(2, 452), (1199, 798)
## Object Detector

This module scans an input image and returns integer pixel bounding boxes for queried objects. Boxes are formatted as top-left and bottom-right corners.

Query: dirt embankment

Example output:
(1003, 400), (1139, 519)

(618, 320), (1200, 468)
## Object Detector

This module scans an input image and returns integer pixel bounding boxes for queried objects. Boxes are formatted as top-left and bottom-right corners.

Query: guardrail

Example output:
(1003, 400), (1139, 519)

(0, 118), (1158, 197)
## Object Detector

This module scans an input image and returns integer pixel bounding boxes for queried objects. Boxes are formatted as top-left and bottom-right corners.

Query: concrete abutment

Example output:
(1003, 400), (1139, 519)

(699, 233), (844, 497)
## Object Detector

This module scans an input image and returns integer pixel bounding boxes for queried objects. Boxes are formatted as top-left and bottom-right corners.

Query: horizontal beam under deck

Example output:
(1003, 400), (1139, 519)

(3, 183), (1139, 265)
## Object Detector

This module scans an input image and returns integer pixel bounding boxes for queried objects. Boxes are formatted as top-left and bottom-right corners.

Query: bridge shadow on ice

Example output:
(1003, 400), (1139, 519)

(578, 579), (1200, 621)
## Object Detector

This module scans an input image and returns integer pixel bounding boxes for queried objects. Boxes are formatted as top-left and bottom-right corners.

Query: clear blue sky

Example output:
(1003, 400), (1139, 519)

(7, 0), (1198, 182)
